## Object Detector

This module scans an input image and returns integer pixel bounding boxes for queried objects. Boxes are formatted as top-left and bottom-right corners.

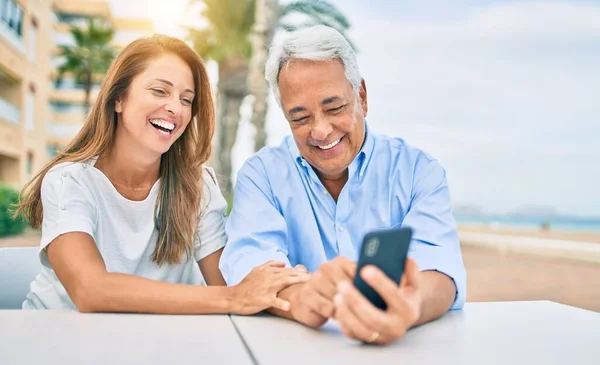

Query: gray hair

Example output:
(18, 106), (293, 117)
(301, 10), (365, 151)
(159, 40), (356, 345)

(265, 25), (361, 107)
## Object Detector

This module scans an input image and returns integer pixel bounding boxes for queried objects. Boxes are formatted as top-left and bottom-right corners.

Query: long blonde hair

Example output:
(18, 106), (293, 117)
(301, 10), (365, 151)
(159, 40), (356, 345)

(15, 35), (215, 265)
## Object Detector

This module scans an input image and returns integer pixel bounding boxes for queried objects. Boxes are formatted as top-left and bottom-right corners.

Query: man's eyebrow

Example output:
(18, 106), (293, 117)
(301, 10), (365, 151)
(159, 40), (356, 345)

(154, 78), (194, 94)
(288, 106), (307, 115)
(287, 96), (346, 114)
(322, 96), (344, 105)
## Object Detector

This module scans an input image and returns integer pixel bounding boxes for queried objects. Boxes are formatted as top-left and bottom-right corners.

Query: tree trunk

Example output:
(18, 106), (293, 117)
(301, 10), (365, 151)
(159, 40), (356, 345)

(217, 91), (244, 199)
(84, 70), (93, 114)
(213, 57), (248, 199)
(248, 0), (279, 152)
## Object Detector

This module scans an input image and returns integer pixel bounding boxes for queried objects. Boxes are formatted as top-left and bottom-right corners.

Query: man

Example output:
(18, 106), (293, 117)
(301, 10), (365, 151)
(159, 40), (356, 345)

(219, 25), (466, 345)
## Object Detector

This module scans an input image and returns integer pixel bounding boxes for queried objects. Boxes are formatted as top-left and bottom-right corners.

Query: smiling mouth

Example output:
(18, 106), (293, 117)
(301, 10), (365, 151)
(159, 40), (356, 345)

(316, 136), (343, 150)
(149, 119), (175, 135)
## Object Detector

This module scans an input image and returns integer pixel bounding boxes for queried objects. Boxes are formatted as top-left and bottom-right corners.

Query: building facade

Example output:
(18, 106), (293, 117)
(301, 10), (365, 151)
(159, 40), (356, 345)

(0, 0), (154, 187)
(48, 0), (154, 159)
(1, 0), (54, 186)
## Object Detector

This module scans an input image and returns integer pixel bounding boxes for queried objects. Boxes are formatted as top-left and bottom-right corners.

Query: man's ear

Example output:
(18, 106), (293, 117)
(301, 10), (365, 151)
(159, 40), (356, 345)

(359, 79), (368, 116)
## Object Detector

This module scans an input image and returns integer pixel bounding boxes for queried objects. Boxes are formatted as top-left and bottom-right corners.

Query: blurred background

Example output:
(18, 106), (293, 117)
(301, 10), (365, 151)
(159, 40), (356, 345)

(1, 0), (599, 311)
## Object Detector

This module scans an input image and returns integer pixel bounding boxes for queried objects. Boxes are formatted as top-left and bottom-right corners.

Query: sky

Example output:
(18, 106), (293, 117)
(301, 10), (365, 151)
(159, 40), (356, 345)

(108, 0), (600, 217)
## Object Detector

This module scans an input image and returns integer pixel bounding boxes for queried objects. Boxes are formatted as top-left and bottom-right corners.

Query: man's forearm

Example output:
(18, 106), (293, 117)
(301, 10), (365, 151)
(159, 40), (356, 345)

(414, 270), (457, 326)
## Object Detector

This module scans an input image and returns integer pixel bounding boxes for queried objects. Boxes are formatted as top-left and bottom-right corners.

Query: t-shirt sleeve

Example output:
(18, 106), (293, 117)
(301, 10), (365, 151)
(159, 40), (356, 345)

(193, 167), (228, 261)
(39, 169), (97, 268)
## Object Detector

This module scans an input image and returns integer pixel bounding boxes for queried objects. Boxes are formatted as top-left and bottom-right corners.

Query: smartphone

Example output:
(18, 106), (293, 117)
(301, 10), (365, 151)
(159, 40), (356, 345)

(353, 226), (413, 310)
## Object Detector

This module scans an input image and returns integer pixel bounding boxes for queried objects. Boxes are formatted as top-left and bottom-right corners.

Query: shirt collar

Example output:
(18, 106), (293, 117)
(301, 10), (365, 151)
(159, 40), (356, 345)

(289, 119), (376, 179)
(355, 121), (375, 179)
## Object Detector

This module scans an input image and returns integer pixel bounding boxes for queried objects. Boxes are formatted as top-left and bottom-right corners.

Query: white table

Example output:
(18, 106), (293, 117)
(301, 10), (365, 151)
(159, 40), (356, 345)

(230, 301), (600, 365)
(0, 310), (253, 365)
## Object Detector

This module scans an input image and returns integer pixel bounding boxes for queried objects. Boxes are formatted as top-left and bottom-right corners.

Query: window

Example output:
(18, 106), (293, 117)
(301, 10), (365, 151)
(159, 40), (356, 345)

(0, 0), (7, 23)
(0, 0), (24, 37)
(53, 77), (101, 91)
(55, 12), (89, 27)
(25, 88), (35, 130)
(13, 3), (21, 35)
(50, 101), (87, 114)
(46, 144), (61, 158)
(1, 0), (12, 25)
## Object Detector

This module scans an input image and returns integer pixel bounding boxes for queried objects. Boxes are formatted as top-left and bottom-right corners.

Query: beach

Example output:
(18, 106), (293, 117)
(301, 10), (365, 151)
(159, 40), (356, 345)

(458, 223), (600, 244)
(1, 226), (599, 312)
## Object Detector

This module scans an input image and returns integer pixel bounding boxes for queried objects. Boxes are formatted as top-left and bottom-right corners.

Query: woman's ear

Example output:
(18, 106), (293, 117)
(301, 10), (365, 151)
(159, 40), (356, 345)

(115, 99), (123, 113)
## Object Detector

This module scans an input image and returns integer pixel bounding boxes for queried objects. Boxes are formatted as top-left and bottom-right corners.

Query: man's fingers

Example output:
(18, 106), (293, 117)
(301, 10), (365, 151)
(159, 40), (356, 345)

(336, 281), (389, 332)
(333, 292), (378, 343)
(361, 265), (405, 310)
(339, 259), (357, 279)
(315, 259), (354, 300)
(312, 276), (338, 300)
(361, 264), (421, 327)
(305, 289), (335, 318)
(333, 299), (357, 339)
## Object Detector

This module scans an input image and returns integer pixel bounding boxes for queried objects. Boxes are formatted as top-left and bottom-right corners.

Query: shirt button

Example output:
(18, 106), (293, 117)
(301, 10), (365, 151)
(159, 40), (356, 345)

(323, 190), (328, 195)
(60, 205), (66, 210)
(339, 226), (344, 232)
(61, 172), (67, 177)
(82, 164), (87, 169)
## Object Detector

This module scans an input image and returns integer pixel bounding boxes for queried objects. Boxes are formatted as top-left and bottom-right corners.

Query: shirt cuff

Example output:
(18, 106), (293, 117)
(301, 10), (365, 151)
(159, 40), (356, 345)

(409, 242), (467, 310)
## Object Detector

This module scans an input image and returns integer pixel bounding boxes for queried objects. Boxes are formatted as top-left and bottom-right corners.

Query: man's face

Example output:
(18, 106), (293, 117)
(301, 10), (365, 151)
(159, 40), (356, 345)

(278, 59), (368, 180)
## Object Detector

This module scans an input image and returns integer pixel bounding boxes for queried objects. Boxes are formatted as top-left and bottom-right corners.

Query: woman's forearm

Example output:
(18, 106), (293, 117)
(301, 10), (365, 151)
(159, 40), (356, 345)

(73, 272), (241, 314)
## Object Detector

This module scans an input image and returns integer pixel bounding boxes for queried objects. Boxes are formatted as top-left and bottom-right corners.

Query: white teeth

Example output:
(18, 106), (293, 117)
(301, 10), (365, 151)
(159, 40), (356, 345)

(149, 119), (175, 131)
(317, 138), (341, 150)
(157, 129), (170, 136)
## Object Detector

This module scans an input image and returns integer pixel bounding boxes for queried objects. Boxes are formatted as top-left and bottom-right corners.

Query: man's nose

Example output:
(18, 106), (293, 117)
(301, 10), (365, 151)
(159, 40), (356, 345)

(311, 115), (333, 141)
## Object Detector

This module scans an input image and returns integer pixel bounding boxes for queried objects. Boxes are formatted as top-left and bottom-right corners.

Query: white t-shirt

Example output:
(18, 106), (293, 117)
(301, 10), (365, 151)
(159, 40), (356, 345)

(22, 158), (227, 310)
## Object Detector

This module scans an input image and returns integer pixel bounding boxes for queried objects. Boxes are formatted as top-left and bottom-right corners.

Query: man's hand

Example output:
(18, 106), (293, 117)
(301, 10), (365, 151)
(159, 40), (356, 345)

(289, 257), (356, 328)
(333, 258), (423, 345)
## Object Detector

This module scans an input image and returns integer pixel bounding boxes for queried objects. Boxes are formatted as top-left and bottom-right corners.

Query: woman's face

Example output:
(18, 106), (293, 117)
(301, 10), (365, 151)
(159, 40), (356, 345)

(114, 53), (195, 156)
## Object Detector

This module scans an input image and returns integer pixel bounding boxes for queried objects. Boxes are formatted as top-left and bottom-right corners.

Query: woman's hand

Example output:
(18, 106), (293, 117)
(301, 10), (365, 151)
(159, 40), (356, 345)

(230, 261), (310, 315)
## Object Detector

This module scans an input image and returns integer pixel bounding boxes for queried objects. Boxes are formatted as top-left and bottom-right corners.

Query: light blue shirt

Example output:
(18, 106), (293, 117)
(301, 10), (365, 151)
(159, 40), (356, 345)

(219, 123), (466, 310)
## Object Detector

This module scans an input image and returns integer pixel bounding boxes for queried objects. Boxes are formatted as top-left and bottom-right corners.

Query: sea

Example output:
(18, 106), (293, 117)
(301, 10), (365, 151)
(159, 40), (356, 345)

(454, 215), (600, 233)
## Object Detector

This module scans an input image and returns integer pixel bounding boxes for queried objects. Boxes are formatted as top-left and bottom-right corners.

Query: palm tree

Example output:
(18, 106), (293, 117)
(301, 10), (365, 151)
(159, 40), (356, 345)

(188, 0), (352, 199)
(188, 0), (255, 198)
(247, 0), (278, 153)
(56, 18), (115, 112)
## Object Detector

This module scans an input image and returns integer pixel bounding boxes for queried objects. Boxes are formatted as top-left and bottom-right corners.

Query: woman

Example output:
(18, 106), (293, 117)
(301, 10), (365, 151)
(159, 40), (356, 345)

(15, 35), (308, 313)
